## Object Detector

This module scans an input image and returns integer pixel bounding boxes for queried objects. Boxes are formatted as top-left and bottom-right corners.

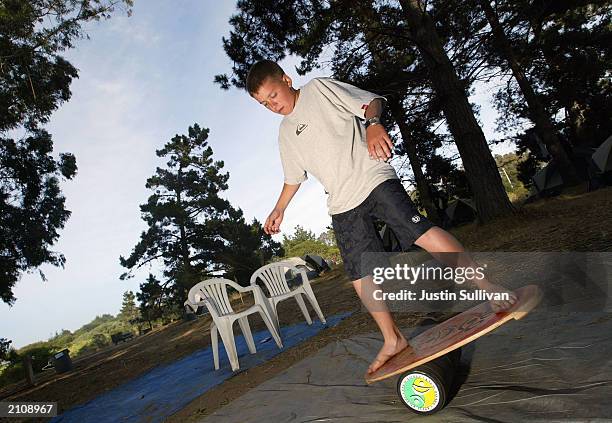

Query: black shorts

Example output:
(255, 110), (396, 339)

(331, 179), (436, 281)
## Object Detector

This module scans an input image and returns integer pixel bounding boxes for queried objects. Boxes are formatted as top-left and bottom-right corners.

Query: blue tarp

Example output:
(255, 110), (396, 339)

(51, 312), (351, 423)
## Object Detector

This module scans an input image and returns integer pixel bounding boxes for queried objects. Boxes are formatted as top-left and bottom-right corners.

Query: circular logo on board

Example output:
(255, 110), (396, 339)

(412, 215), (421, 223)
(400, 373), (439, 412)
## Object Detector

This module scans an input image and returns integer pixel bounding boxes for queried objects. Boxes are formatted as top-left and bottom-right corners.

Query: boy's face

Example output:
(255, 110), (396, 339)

(252, 74), (297, 116)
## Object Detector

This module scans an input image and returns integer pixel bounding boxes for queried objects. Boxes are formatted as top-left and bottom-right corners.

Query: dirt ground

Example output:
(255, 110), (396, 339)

(1, 186), (610, 423)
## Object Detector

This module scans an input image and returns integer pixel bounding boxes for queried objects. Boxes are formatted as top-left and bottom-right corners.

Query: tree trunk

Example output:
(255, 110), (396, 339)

(176, 169), (195, 298)
(355, 3), (441, 224)
(23, 355), (36, 386)
(529, 19), (590, 148)
(397, 0), (514, 222)
(387, 98), (441, 224)
(480, 0), (581, 185)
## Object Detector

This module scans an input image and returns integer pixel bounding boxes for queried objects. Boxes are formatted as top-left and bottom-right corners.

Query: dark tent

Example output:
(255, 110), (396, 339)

(302, 254), (331, 273)
(445, 198), (477, 226)
(532, 162), (563, 193)
(284, 266), (319, 288)
(282, 257), (316, 272)
(592, 135), (612, 173)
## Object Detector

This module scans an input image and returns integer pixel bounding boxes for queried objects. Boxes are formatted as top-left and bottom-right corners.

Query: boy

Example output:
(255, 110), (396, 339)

(246, 60), (517, 374)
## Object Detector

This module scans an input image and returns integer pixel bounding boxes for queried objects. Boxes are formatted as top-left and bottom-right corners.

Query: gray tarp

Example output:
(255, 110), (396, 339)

(200, 304), (612, 422)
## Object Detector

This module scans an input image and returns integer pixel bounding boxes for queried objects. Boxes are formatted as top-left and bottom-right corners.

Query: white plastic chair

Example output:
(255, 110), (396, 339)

(188, 278), (283, 372)
(184, 299), (196, 313)
(250, 262), (326, 332)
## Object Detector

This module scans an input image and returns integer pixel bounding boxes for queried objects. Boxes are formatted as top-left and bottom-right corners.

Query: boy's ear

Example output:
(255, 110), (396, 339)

(282, 73), (293, 88)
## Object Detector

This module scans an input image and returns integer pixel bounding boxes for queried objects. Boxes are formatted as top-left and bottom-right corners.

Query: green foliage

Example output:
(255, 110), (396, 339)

(119, 124), (232, 305)
(284, 239), (332, 259)
(119, 291), (140, 323)
(217, 0), (519, 221)
(47, 330), (75, 351)
(78, 334), (109, 355)
(76, 314), (115, 334)
(281, 225), (340, 262)
(282, 225), (315, 246)
(68, 319), (133, 356)
(495, 153), (530, 201)
(316, 226), (337, 248)
(0, 342), (55, 386)
(0, 130), (77, 305)
(0, 0), (132, 305)
(15, 345), (55, 372)
(215, 211), (284, 286)
(0, 363), (24, 387)
(0, 0), (133, 131)
(135, 274), (166, 329)
(0, 311), (145, 387)
(120, 123), (283, 316)
(489, 1), (611, 149)
(219, 0), (611, 218)
(0, 338), (12, 361)
(426, 154), (472, 199)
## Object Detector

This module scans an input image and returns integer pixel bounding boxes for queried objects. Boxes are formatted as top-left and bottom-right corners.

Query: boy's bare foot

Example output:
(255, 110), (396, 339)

(367, 329), (409, 374)
(476, 280), (518, 312)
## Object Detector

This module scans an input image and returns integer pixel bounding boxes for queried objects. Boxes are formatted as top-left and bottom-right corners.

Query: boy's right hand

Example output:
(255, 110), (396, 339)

(264, 208), (284, 235)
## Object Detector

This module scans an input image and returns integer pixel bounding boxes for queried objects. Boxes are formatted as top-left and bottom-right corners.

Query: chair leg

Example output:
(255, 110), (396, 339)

(238, 316), (256, 354)
(258, 307), (283, 349)
(270, 298), (281, 332)
(294, 293), (312, 325)
(217, 320), (240, 371)
(258, 296), (279, 332)
(302, 284), (326, 324)
(210, 322), (219, 370)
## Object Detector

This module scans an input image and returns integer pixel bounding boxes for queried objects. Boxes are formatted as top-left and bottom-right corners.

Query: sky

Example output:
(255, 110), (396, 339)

(1, 1), (517, 349)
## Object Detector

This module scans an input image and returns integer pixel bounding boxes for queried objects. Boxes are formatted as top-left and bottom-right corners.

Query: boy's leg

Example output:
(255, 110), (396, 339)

(369, 180), (517, 310)
(331, 188), (410, 375)
(413, 227), (517, 310)
(352, 275), (408, 374)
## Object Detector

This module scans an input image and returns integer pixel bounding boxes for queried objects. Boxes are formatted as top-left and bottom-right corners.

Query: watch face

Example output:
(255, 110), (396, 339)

(366, 117), (381, 128)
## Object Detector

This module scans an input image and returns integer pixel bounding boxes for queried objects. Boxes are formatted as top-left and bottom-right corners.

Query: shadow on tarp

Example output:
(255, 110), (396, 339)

(51, 312), (352, 423)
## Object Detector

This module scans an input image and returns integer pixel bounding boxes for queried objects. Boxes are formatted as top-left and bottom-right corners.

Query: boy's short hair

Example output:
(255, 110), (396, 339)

(246, 60), (285, 95)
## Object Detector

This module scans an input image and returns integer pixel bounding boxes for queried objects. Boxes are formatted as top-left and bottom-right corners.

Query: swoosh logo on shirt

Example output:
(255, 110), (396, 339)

(296, 123), (308, 136)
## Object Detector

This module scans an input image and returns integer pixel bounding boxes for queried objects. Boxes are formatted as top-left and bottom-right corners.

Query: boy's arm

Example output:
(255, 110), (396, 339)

(312, 79), (393, 161)
(364, 98), (393, 162)
(264, 183), (301, 235)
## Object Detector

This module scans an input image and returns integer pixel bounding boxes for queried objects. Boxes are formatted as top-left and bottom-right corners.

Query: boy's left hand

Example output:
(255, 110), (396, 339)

(366, 124), (393, 161)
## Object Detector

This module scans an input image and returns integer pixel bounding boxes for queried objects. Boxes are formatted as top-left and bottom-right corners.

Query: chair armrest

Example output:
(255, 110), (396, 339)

(239, 285), (267, 302)
(184, 300), (197, 313)
(234, 284), (258, 293)
(191, 297), (221, 318)
(280, 264), (312, 286)
(297, 268), (312, 286)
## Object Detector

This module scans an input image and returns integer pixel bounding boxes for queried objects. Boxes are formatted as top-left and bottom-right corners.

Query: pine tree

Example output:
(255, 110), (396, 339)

(120, 124), (283, 313)
(119, 291), (140, 323)
(216, 0), (515, 222)
(0, 0), (132, 304)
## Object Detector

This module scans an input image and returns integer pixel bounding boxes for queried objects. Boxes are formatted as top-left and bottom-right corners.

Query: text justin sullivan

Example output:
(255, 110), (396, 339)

(373, 289), (511, 301)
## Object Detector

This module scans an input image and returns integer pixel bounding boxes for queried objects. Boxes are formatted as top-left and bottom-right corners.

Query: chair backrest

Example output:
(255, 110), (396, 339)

(250, 262), (294, 296)
(188, 278), (240, 317)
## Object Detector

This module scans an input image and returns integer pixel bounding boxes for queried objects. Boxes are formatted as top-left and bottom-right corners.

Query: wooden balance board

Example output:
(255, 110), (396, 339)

(365, 284), (543, 384)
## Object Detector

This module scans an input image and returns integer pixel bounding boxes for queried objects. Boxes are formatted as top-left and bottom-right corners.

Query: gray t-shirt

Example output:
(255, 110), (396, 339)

(278, 77), (398, 215)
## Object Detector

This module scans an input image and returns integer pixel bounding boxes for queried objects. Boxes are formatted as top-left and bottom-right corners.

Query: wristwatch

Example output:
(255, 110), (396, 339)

(365, 116), (381, 128)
